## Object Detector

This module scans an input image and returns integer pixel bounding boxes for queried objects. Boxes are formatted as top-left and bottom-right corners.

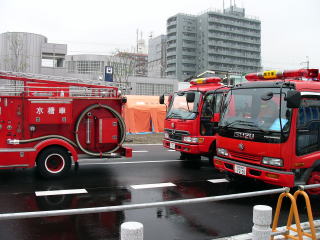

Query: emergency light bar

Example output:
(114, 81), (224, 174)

(245, 69), (319, 81)
(190, 77), (222, 85)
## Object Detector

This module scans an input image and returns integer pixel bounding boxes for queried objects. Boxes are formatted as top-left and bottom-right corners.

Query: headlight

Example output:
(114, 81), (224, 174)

(262, 157), (283, 167)
(182, 137), (204, 143)
(217, 148), (229, 157)
(164, 132), (169, 139)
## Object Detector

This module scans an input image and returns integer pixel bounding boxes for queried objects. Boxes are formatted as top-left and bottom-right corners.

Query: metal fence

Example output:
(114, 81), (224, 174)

(2, 184), (320, 240)
(0, 187), (287, 220)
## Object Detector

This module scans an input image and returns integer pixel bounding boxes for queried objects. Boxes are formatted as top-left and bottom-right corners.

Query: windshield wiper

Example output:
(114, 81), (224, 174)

(222, 120), (268, 133)
(222, 120), (253, 128)
(244, 121), (269, 133)
(167, 112), (181, 119)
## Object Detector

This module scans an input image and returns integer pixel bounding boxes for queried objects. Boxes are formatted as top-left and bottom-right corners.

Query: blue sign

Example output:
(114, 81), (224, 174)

(104, 66), (113, 82)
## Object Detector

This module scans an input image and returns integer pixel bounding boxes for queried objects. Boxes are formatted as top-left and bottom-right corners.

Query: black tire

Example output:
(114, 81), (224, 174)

(179, 152), (186, 160)
(225, 173), (248, 182)
(37, 146), (72, 178)
(181, 153), (201, 169)
(182, 153), (201, 161)
(207, 153), (214, 167)
(225, 173), (265, 190)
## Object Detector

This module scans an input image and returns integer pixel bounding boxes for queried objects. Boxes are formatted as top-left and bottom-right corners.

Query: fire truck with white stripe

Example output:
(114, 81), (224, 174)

(0, 71), (132, 178)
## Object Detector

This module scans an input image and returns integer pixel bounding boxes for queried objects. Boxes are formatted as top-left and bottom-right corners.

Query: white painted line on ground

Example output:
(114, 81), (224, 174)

(132, 150), (149, 153)
(167, 150), (176, 152)
(208, 179), (229, 184)
(35, 189), (88, 197)
(131, 182), (176, 190)
(79, 159), (183, 165)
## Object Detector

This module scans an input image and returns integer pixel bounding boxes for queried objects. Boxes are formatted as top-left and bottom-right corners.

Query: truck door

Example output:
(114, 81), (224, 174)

(200, 92), (223, 136)
(296, 99), (320, 156)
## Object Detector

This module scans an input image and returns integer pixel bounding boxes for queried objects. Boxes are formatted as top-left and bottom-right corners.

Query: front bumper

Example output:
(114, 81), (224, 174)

(163, 139), (200, 154)
(214, 156), (295, 187)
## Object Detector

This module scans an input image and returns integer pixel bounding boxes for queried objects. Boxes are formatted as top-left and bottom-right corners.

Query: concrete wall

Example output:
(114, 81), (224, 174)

(0, 32), (67, 75)
(0, 32), (47, 73)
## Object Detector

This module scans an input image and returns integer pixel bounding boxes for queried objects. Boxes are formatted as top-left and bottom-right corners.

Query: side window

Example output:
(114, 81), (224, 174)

(214, 93), (223, 114)
(201, 94), (214, 118)
(201, 93), (223, 118)
(296, 100), (320, 156)
(200, 93), (223, 136)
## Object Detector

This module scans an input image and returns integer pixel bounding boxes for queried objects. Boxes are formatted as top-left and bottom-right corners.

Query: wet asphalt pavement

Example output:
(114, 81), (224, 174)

(0, 144), (319, 240)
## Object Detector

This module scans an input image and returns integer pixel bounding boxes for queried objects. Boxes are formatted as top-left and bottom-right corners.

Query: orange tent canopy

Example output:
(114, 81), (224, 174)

(123, 95), (167, 133)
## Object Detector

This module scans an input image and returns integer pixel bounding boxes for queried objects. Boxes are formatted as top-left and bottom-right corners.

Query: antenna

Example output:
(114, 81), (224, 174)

(136, 29), (139, 54)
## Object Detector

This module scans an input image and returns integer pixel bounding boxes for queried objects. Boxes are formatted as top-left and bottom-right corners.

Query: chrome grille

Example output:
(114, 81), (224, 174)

(165, 128), (189, 142)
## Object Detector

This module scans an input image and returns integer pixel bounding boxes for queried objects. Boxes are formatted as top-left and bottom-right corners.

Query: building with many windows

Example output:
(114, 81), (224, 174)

(65, 54), (177, 95)
(148, 35), (167, 78)
(65, 54), (146, 82)
(166, 5), (261, 81)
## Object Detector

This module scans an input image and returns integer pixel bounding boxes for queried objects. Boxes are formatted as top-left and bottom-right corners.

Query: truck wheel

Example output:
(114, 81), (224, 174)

(307, 171), (320, 195)
(181, 153), (201, 168)
(37, 147), (71, 178)
(207, 154), (214, 167)
(179, 152), (187, 160)
(207, 142), (217, 168)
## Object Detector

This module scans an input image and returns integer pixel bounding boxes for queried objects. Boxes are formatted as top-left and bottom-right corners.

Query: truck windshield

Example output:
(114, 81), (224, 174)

(167, 91), (201, 120)
(220, 88), (291, 133)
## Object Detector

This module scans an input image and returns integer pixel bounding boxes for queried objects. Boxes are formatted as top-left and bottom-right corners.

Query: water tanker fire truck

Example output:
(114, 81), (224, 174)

(160, 74), (228, 163)
(214, 68), (320, 191)
(0, 71), (132, 178)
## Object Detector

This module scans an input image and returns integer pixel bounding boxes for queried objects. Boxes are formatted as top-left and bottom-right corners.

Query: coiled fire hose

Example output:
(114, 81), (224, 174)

(8, 104), (126, 157)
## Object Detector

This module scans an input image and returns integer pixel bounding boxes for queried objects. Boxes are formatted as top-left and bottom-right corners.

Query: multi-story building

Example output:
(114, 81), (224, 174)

(166, 5), (261, 81)
(0, 32), (67, 75)
(148, 35), (167, 78)
(65, 54), (177, 95)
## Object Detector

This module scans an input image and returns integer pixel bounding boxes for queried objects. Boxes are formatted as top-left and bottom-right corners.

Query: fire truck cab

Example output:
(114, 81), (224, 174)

(214, 69), (320, 191)
(0, 71), (132, 178)
(161, 76), (228, 163)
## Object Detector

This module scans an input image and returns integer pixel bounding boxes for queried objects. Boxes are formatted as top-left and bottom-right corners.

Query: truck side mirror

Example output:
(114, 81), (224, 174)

(211, 113), (220, 122)
(121, 97), (127, 104)
(159, 94), (165, 104)
(286, 90), (301, 108)
(186, 92), (195, 103)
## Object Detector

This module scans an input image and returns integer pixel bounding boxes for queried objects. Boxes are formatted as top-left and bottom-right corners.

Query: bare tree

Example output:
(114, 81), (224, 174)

(4, 33), (28, 72)
(108, 49), (136, 84)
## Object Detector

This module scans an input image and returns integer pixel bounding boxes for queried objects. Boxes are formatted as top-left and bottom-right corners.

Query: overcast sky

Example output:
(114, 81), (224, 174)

(1, 0), (319, 70)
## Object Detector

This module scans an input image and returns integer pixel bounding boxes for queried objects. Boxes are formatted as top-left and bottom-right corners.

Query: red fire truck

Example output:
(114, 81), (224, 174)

(0, 71), (132, 178)
(161, 76), (228, 163)
(214, 69), (320, 190)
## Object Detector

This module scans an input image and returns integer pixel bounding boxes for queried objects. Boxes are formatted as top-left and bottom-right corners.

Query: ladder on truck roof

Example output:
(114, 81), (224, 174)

(0, 70), (121, 98)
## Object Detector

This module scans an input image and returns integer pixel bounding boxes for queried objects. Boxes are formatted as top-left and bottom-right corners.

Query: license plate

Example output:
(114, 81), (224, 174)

(169, 142), (175, 149)
(234, 164), (246, 176)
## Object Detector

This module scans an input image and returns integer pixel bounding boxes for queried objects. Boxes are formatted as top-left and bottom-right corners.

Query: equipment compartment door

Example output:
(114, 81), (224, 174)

(98, 118), (118, 144)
